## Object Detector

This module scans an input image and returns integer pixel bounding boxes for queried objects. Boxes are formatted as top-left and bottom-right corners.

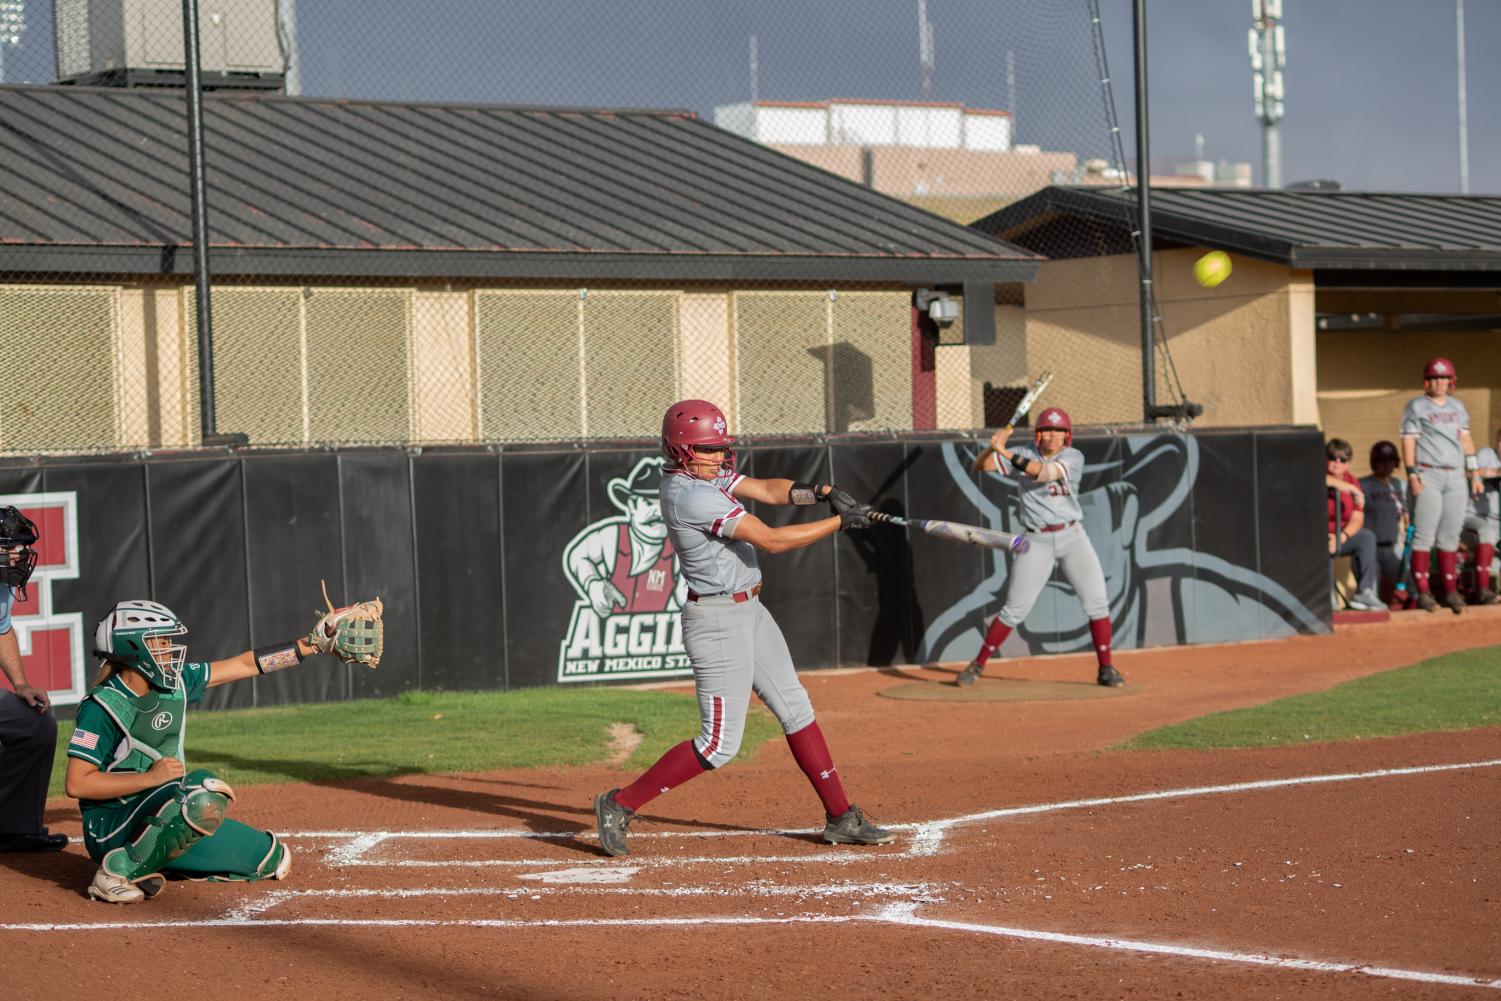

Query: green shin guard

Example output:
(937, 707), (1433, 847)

(107, 777), (234, 882)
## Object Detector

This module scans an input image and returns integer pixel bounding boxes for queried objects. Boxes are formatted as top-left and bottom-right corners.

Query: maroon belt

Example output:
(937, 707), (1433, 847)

(1038, 521), (1077, 533)
(687, 582), (763, 603)
(1418, 463), (1455, 470)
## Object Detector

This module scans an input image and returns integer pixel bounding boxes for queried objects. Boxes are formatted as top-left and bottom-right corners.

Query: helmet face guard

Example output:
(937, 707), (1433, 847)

(662, 400), (737, 476)
(0, 506), (39, 601)
(1033, 407), (1073, 447)
(94, 600), (188, 691)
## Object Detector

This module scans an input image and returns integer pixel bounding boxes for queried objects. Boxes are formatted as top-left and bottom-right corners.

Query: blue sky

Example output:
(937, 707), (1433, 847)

(3, 0), (1495, 193)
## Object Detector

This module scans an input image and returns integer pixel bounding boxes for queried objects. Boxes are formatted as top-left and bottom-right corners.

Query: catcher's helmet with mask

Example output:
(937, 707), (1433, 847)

(94, 600), (188, 691)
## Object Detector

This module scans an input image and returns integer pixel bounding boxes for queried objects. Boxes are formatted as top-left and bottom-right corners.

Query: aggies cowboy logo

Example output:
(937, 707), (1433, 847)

(555, 457), (691, 683)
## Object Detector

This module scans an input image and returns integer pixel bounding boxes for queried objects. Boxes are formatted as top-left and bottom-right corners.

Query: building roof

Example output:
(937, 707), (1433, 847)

(0, 85), (1037, 283)
(973, 186), (1501, 273)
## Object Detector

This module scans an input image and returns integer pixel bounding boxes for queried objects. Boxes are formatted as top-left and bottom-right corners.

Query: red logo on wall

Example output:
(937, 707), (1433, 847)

(0, 493), (86, 705)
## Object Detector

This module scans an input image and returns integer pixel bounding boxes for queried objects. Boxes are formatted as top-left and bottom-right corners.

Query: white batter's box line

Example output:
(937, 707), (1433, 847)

(221, 881), (949, 921)
(871, 903), (1501, 992)
(6, 909), (1497, 992)
(297, 757), (1501, 868)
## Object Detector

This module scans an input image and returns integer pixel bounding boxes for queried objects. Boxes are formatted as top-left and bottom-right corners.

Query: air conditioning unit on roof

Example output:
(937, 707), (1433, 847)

(55, 0), (286, 90)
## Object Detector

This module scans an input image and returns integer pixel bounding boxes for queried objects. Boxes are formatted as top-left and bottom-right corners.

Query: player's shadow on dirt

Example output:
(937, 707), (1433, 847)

(189, 749), (773, 855)
(0, 846), (98, 894)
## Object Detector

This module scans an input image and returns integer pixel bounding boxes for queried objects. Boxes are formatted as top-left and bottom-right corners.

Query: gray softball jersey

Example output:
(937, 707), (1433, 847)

(1401, 395), (1470, 468)
(660, 467), (762, 595)
(1007, 445), (1086, 530)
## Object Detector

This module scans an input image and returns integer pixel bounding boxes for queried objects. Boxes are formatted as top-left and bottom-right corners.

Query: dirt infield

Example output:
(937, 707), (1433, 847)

(4, 609), (1500, 1000)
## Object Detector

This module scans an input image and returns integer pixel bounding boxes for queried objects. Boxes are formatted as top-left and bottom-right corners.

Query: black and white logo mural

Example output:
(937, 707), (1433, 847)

(918, 433), (1329, 666)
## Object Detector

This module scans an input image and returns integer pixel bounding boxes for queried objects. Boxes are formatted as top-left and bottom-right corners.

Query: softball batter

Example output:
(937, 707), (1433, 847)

(592, 399), (892, 857)
(66, 595), (381, 903)
(1400, 357), (1483, 613)
(957, 407), (1125, 688)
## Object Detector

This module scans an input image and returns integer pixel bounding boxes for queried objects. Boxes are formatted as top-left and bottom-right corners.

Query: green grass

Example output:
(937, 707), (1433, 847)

(1121, 646), (1501, 751)
(49, 687), (780, 799)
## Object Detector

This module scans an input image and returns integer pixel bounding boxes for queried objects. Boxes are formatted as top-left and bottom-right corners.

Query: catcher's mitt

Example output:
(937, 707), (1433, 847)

(306, 580), (384, 668)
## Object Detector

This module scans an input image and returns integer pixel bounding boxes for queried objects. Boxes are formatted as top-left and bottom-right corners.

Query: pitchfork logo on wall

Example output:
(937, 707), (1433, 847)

(0, 492), (87, 705)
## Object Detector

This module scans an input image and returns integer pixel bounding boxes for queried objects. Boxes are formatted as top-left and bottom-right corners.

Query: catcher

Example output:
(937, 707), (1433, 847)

(65, 589), (382, 903)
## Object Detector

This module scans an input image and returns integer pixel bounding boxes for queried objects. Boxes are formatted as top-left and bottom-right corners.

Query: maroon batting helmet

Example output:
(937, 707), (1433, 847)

(1034, 406), (1073, 445)
(1369, 440), (1399, 467)
(662, 399), (736, 473)
(1424, 357), (1457, 383)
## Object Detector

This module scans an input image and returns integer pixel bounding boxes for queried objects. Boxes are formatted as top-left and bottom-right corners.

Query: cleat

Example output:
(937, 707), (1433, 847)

(1472, 589), (1500, 606)
(1416, 592), (1439, 612)
(272, 844), (293, 880)
(1442, 591), (1465, 615)
(823, 805), (896, 846)
(87, 854), (163, 904)
(593, 789), (634, 857)
(1097, 664), (1126, 687)
(955, 659), (984, 687)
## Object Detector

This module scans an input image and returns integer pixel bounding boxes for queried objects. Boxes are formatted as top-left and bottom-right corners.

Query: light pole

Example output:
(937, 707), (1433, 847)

(0, 1), (26, 84)
(1249, 0), (1285, 189)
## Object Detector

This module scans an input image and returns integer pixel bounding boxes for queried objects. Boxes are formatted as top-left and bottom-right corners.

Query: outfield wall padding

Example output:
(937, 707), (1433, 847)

(0, 427), (1331, 710)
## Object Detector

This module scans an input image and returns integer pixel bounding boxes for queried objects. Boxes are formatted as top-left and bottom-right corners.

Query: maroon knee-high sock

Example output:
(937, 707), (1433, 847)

(1477, 544), (1495, 593)
(785, 721), (850, 818)
(1411, 550), (1432, 594)
(1088, 617), (1114, 668)
(976, 617), (1013, 664)
(1437, 549), (1459, 594)
(614, 740), (708, 812)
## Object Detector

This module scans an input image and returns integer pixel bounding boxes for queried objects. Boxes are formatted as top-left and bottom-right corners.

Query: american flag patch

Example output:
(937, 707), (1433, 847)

(70, 729), (100, 751)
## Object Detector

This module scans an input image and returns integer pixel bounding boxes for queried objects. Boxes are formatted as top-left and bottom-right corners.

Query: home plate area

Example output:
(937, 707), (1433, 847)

(204, 758), (1501, 992)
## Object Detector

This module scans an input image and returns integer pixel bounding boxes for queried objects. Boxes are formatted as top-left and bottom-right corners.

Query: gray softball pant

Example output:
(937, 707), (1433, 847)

(998, 522), (1111, 627)
(1412, 467), (1469, 550)
(681, 595), (815, 769)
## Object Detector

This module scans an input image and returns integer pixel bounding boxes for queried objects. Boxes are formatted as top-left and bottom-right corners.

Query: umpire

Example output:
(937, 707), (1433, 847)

(0, 506), (65, 853)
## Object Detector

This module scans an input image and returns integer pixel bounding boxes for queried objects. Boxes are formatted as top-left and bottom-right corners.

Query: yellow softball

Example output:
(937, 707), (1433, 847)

(1193, 250), (1232, 288)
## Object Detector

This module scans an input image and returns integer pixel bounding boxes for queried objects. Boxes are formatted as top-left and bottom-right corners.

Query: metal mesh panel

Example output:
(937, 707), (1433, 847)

(735, 292), (830, 435)
(0, 287), (117, 452)
(206, 287), (302, 447)
(581, 292), (678, 439)
(477, 291), (581, 441)
(305, 289), (412, 445)
(831, 292), (911, 433)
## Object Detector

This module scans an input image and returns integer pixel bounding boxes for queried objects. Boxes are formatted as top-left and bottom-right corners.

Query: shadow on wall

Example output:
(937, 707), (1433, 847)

(808, 341), (875, 432)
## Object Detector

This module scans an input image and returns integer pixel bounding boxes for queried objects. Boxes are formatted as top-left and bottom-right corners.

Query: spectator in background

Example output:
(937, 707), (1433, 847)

(1461, 425), (1500, 604)
(1360, 440), (1410, 609)
(1326, 438), (1382, 611)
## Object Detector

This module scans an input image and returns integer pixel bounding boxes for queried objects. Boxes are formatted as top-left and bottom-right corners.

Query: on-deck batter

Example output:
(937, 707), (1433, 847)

(956, 407), (1125, 688)
(1400, 357), (1483, 613)
(591, 399), (894, 857)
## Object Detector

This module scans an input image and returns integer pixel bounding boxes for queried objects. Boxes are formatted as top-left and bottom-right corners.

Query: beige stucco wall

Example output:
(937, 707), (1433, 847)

(951, 248), (1317, 429)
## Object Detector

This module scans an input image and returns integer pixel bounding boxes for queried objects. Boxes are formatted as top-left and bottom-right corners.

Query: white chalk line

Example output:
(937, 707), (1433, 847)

(296, 757), (1501, 866)
(4, 906), (1496, 991)
(909, 756), (1501, 857)
(874, 903), (1501, 991)
(221, 881), (947, 921)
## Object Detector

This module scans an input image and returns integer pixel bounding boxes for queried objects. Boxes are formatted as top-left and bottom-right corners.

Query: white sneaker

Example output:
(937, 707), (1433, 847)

(86, 864), (163, 904)
(272, 844), (293, 880)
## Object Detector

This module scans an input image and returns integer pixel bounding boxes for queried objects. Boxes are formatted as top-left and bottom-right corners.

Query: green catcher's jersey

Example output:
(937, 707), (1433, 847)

(68, 662), (211, 807)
